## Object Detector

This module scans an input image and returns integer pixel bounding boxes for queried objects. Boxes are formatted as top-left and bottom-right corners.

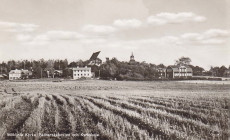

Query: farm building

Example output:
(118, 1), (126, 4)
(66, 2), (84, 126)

(166, 65), (193, 79)
(72, 66), (92, 79)
(223, 69), (230, 77)
(54, 70), (63, 77)
(9, 69), (32, 80)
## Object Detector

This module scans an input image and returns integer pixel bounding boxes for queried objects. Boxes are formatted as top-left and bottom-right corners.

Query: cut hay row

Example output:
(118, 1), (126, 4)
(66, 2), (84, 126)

(130, 96), (223, 117)
(106, 95), (225, 127)
(18, 96), (47, 137)
(142, 95), (227, 110)
(128, 98), (226, 127)
(77, 97), (157, 140)
(0, 95), (34, 140)
(83, 95), (228, 140)
(73, 97), (111, 140)
(80, 96), (191, 140)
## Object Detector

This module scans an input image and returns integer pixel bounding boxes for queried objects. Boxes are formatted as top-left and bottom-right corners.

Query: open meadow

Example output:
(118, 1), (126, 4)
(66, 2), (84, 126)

(0, 80), (229, 140)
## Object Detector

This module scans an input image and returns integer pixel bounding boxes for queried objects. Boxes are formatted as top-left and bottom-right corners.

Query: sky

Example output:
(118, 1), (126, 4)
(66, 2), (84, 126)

(0, 0), (229, 70)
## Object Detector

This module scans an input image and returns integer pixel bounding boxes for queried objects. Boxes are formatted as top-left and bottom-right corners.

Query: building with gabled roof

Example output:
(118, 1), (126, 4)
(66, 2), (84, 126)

(9, 69), (32, 80)
(166, 65), (193, 79)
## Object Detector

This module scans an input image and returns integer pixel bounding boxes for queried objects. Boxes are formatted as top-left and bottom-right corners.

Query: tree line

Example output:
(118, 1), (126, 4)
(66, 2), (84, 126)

(0, 57), (229, 79)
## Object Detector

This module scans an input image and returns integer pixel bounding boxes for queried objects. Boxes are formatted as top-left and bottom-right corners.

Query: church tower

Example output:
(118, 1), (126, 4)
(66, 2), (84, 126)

(129, 52), (135, 64)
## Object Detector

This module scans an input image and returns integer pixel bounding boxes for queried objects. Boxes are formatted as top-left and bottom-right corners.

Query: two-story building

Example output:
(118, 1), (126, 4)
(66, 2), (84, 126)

(166, 65), (193, 79)
(157, 68), (166, 78)
(9, 69), (32, 80)
(72, 66), (92, 79)
(9, 69), (22, 80)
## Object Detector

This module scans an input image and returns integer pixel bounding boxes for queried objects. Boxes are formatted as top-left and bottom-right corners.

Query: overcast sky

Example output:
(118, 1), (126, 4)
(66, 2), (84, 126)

(0, 0), (229, 70)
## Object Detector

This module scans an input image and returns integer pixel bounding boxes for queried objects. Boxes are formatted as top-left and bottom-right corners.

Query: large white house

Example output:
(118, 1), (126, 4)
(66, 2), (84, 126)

(72, 66), (92, 79)
(9, 69), (32, 80)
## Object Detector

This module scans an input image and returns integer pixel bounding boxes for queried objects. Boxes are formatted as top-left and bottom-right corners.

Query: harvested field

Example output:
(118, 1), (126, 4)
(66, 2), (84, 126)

(0, 80), (229, 140)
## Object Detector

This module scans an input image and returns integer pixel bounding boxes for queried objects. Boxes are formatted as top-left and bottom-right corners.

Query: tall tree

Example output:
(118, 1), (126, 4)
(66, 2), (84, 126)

(219, 65), (227, 77)
(175, 56), (191, 66)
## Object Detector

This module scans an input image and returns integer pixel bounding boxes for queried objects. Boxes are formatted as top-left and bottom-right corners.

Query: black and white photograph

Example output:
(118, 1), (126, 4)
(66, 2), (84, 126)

(0, 0), (229, 139)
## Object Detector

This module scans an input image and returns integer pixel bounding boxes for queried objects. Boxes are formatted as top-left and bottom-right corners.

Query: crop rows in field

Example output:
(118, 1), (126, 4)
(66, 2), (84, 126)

(0, 87), (229, 140)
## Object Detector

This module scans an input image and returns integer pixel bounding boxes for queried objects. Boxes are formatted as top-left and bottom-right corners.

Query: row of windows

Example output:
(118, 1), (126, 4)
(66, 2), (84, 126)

(9, 77), (20, 79)
(74, 70), (90, 72)
(74, 74), (90, 76)
(10, 74), (21, 76)
(174, 73), (192, 76)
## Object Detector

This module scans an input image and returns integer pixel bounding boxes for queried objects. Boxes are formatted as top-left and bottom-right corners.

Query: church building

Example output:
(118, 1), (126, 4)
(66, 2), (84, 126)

(129, 52), (135, 65)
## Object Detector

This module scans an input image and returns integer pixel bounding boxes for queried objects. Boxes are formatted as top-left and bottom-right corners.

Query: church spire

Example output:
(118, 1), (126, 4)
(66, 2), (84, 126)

(129, 52), (135, 64)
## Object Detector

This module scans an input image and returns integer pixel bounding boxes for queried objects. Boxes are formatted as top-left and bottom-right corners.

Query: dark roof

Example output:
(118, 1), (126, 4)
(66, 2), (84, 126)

(89, 51), (100, 60)
(167, 65), (193, 72)
(9, 69), (31, 74)
(72, 67), (91, 70)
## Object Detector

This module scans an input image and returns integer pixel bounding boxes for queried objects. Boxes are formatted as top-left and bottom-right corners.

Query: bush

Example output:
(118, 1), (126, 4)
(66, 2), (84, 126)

(191, 77), (207, 80)
(207, 77), (222, 81)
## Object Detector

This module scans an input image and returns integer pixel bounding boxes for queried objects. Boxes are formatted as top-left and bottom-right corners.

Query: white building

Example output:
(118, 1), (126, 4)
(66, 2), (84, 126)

(9, 69), (22, 80)
(9, 69), (32, 80)
(73, 66), (92, 79)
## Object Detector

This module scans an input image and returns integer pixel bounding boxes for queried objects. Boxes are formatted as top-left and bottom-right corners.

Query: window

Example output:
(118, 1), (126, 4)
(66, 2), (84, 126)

(78, 74), (79, 76)
(74, 74), (76, 76)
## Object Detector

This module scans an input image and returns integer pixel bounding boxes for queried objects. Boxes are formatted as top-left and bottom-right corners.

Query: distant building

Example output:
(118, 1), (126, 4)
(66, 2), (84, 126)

(157, 68), (166, 78)
(129, 52), (135, 65)
(223, 69), (230, 77)
(54, 70), (63, 77)
(166, 65), (193, 79)
(72, 66), (92, 79)
(88, 58), (102, 66)
(88, 51), (102, 66)
(9, 69), (32, 80)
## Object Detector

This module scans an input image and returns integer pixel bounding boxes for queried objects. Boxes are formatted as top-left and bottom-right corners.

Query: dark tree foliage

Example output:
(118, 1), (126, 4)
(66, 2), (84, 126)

(175, 56), (191, 66)
(1, 57), (228, 79)
(189, 65), (204, 76)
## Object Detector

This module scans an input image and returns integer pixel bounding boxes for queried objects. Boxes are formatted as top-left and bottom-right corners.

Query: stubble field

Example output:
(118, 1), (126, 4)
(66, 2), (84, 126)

(0, 80), (229, 140)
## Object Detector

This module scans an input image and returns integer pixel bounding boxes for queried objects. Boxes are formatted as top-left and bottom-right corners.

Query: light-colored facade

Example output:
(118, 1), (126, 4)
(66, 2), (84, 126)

(166, 65), (193, 79)
(9, 69), (22, 80)
(73, 66), (92, 79)
(9, 69), (32, 80)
